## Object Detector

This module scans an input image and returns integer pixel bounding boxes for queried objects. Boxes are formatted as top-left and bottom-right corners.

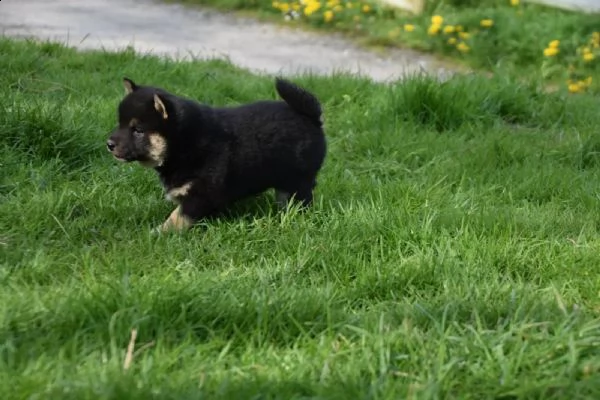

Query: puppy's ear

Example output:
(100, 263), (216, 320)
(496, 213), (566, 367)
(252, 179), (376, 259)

(154, 93), (169, 120)
(123, 78), (138, 94)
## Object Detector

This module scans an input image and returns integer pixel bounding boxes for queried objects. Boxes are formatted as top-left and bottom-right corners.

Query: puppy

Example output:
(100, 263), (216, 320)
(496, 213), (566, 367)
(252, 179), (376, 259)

(107, 77), (326, 232)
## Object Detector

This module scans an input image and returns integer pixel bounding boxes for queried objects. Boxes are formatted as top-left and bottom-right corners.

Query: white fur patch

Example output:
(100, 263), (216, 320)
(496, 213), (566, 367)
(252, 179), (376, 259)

(165, 182), (193, 203)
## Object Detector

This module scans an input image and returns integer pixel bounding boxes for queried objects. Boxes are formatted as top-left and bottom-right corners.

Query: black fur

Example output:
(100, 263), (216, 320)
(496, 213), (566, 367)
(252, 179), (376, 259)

(107, 77), (327, 229)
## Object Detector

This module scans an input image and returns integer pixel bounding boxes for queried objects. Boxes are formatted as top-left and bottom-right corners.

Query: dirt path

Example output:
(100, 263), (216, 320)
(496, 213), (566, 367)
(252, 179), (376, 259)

(0, 0), (460, 81)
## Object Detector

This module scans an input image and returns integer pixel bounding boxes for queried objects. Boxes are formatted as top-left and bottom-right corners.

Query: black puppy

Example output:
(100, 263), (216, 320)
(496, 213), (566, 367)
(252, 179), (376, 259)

(107, 77), (326, 232)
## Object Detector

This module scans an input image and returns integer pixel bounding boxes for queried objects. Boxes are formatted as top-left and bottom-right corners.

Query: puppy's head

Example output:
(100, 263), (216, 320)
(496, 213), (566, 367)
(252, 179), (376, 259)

(107, 78), (173, 168)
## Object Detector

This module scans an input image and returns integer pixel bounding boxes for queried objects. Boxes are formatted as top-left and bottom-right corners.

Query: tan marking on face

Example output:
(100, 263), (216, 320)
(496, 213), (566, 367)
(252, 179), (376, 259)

(154, 94), (168, 120)
(166, 182), (193, 203)
(139, 133), (167, 168)
(159, 206), (193, 232)
(129, 118), (139, 128)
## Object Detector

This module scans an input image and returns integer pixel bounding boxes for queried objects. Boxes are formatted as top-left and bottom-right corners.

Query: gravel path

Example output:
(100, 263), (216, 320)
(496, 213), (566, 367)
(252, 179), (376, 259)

(0, 0), (460, 81)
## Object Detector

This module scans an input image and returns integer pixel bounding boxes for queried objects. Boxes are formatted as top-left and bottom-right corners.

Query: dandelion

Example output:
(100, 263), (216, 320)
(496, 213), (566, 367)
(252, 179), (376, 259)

(480, 19), (494, 28)
(304, 1), (321, 16)
(510, 0), (520, 5)
(583, 52), (595, 62)
(548, 40), (560, 48)
(428, 24), (441, 36)
(362, 4), (371, 13)
(404, 24), (415, 32)
(324, 10), (334, 22)
(443, 25), (455, 34)
(567, 79), (590, 94)
(543, 47), (559, 57)
(592, 32), (600, 47)
(568, 82), (581, 93)
(458, 32), (470, 40)
(447, 37), (457, 45)
(431, 15), (443, 25)
(457, 42), (470, 53)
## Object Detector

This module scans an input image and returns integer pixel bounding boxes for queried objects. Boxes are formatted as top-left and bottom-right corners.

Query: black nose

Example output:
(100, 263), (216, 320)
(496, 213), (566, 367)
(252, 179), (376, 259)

(106, 140), (116, 152)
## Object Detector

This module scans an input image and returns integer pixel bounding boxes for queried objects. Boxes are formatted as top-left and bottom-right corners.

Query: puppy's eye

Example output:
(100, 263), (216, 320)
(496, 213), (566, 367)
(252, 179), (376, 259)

(132, 127), (144, 138)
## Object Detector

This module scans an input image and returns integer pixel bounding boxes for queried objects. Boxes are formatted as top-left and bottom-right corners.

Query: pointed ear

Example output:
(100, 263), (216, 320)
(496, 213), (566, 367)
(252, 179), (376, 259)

(154, 93), (169, 120)
(123, 77), (137, 94)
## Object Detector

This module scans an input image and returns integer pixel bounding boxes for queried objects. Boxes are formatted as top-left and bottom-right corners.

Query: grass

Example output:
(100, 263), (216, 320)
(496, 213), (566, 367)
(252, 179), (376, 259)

(171, 0), (600, 93)
(1, 36), (600, 399)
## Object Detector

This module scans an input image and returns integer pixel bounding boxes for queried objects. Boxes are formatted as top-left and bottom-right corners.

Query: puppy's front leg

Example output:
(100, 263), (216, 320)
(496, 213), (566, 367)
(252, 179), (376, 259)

(158, 205), (193, 233)
(155, 193), (225, 234)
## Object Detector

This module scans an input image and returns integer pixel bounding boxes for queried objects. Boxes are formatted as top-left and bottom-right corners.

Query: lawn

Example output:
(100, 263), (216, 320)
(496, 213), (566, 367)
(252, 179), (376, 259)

(1, 36), (600, 399)
(173, 0), (600, 93)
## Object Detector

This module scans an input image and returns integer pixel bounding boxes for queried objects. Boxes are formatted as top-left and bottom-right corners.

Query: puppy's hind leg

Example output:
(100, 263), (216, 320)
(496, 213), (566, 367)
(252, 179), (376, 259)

(285, 177), (317, 209)
(275, 190), (291, 209)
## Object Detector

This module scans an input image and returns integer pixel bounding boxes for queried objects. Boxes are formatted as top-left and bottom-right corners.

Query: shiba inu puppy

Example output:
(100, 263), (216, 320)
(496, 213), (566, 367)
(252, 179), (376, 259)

(107, 77), (326, 232)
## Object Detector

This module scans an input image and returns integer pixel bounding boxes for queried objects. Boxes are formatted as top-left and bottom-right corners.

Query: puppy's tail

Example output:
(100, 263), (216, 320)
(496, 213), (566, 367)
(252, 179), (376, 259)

(275, 77), (322, 127)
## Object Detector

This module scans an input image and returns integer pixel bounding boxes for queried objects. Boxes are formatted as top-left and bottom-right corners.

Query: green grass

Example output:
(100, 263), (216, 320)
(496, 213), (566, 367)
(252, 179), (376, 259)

(2, 36), (600, 399)
(172, 0), (600, 92)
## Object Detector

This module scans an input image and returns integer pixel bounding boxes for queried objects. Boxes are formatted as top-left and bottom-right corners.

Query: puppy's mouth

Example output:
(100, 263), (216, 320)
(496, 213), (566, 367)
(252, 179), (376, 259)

(111, 153), (136, 163)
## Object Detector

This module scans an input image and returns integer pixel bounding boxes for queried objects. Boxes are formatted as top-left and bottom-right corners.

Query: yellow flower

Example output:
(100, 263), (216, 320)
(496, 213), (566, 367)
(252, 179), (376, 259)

(323, 10), (334, 22)
(447, 37), (457, 45)
(431, 15), (443, 25)
(304, 1), (321, 16)
(548, 40), (560, 48)
(456, 25), (464, 32)
(334, 5), (343, 12)
(480, 19), (494, 28)
(458, 32), (470, 40)
(543, 47), (559, 57)
(592, 32), (600, 47)
(272, 1), (280, 8)
(404, 24), (415, 32)
(279, 3), (290, 12)
(583, 52), (595, 62)
(568, 83), (581, 93)
(510, 0), (520, 5)
(292, 3), (300, 11)
(443, 25), (455, 34)
(362, 4), (371, 13)
(428, 24), (441, 36)
(457, 42), (470, 53)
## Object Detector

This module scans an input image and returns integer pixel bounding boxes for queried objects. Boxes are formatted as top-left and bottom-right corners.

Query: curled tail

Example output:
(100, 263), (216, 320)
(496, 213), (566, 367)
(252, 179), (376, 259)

(275, 77), (323, 127)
